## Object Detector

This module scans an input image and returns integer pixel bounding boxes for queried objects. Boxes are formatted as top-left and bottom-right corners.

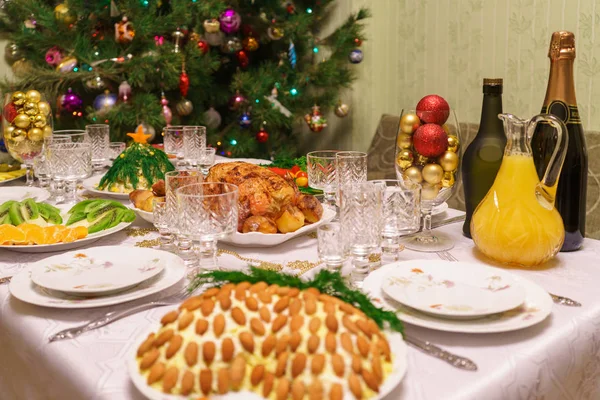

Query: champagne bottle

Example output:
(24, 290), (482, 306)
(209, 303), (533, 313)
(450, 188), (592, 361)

(462, 79), (506, 238)
(531, 31), (588, 251)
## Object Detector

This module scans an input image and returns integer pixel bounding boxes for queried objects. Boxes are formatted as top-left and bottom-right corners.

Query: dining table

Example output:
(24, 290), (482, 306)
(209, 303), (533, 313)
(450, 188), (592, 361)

(0, 189), (599, 400)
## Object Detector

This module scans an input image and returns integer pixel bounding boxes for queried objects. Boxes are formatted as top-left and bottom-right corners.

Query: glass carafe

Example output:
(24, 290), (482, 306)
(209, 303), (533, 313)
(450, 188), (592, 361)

(471, 113), (568, 266)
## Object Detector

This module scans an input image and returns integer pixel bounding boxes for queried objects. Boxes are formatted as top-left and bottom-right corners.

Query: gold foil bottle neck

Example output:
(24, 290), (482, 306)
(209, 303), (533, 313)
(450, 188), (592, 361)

(483, 78), (503, 86)
(548, 31), (576, 60)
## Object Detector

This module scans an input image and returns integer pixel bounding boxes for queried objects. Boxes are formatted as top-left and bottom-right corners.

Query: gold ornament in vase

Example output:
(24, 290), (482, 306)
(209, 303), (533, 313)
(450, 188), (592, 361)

(33, 114), (47, 128)
(441, 171), (455, 188)
(37, 101), (51, 116)
(422, 163), (444, 184)
(23, 102), (38, 116)
(27, 128), (43, 141)
(413, 152), (429, 165)
(447, 135), (460, 152)
(25, 90), (41, 103)
(10, 128), (27, 142)
(438, 151), (459, 172)
(396, 133), (412, 149)
(399, 112), (421, 134)
(13, 114), (30, 129)
(404, 166), (423, 183)
(43, 125), (53, 137)
(421, 183), (441, 200)
(11, 92), (26, 106)
(396, 149), (414, 170)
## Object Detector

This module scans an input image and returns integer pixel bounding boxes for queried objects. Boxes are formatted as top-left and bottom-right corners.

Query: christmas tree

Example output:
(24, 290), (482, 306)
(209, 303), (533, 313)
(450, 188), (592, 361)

(0, 0), (368, 158)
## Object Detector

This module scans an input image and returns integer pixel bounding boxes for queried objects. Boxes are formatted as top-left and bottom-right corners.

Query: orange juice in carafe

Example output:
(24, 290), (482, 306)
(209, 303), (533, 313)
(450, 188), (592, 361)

(470, 113), (568, 267)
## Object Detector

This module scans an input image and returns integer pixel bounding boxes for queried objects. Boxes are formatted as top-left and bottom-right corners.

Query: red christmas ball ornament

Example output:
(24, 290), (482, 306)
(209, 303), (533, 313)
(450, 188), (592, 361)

(179, 71), (190, 98)
(413, 123), (449, 158)
(256, 128), (269, 143)
(197, 39), (209, 54)
(416, 94), (450, 125)
(3, 103), (18, 123)
(236, 50), (249, 68)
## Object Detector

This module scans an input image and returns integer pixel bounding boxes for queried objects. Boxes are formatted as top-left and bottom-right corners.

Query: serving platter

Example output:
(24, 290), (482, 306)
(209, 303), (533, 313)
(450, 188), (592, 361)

(82, 175), (131, 200)
(0, 186), (50, 203)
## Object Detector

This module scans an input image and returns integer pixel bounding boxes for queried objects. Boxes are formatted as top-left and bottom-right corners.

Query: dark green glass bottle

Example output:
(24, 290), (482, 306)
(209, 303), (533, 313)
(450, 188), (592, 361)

(462, 79), (506, 238)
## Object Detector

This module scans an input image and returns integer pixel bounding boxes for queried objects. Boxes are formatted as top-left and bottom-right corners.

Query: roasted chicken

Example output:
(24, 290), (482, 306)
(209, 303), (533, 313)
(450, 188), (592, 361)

(205, 162), (323, 233)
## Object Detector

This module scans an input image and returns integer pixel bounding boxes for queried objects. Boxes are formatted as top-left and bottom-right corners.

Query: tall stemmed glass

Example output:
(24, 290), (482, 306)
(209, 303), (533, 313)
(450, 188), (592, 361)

(307, 150), (338, 208)
(395, 108), (462, 252)
(176, 183), (239, 271)
(47, 142), (92, 204)
(34, 135), (71, 192)
(339, 182), (384, 287)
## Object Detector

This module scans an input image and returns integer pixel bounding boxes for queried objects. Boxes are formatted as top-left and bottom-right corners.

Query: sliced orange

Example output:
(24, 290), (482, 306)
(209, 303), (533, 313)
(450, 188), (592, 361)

(0, 224), (26, 245)
(18, 223), (44, 245)
(44, 225), (66, 244)
(72, 226), (88, 240)
(60, 228), (79, 243)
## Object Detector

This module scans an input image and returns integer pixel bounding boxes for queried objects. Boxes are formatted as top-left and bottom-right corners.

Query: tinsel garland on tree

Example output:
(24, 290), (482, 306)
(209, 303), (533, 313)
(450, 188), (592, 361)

(0, 0), (368, 158)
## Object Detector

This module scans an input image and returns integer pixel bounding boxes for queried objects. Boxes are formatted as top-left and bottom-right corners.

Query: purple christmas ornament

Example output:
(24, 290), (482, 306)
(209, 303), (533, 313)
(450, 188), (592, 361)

(219, 8), (241, 34)
(161, 96), (172, 126)
(61, 88), (83, 113)
(45, 46), (63, 66)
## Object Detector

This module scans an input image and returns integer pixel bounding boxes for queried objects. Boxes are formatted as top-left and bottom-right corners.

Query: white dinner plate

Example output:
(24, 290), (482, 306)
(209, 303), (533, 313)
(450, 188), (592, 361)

(82, 175), (132, 200)
(214, 157), (271, 165)
(0, 221), (132, 253)
(9, 247), (186, 309)
(381, 260), (526, 318)
(221, 206), (336, 248)
(127, 324), (407, 400)
(364, 262), (553, 334)
(0, 186), (50, 203)
(30, 247), (165, 295)
(0, 169), (26, 185)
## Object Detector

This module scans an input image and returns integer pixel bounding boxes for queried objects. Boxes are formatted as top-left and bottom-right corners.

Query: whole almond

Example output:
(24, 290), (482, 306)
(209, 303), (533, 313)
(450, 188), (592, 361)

(218, 293), (232, 311)
(140, 348), (160, 370)
(276, 377), (290, 400)
(200, 368), (212, 395)
(201, 298), (215, 317)
(259, 306), (271, 323)
(304, 288), (320, 298)
(166, 334), (183, 359)
(275, 351), (289, 377)
(213, 314), (226, 338)
(262, 334), (276, 357)
(378, 337), (391, 361)
(160, 310), (179, 325)
(203, 341), (216, 365)
(221, 282), (236, 293)
(291, 353), (307, 378)
(305, 296), (317, 315)
(325, 332), (336, 353)
(311, 354), (325, 375)
(329, 383), (343, 400)
(231, 307), (246, 325)
(251, 317), (266, 336)
(367, 319), (381, 336)
(309, 317), (321, 333)
(323, 301), (336, 314)
(203, 287), (220, 298)
(180, 370), (195, 395)
(307, 335), (320, 354)
(258, 291), (272, 304)
(272, 314), (288, 333)
(263, 372), (275, 397)
(217, 367), (229, 394)
(325, 313), (338, 333)
(222, 338), (234, 362)
(339, 302), (358, 315)
(342, 315), (358, 334)
(331, 354), (345, 377)
(137, 333), (155, 357)
(240, 331), (255, 353)
(319, 294), (337, 303)
(357, 335), (370, 358)
(356, 319), (372, 338)
(178, 312), (194, 331)
(289, 331), (302, 351)
(288, 288), (300, 298)
(274, 296), (290, 313)
(372, 353), (383, 384)
(341, 332), (354, 354)
(195, 319), (209, 335)
(289, 298), (302, 315)
(245, 296), (259, 311)
(275, 334), (290, 356)
(352, 354), (363, 373)
(362, 369), (379, 392)
(250, 281), (268, 294)
(238, 281), (252, 291)
(179, 296), (203, 311)
(291, 379), (305, 400)
(184, 342), (198, 366)
(230, 354), (246, 390)
(308, 379), (324, 400)
(234, 284), (247, 301)
(251, 364), (265, 386)
(277, 286), (290, 296)
(154, 329), (174, 347)
(348, 373), (363, 399)
(147, 362), (165, 385)
(290, 315), (304, 332)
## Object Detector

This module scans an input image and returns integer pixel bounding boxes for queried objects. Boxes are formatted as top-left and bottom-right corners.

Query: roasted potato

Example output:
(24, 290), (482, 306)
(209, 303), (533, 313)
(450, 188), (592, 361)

(275, 205), (305, 233)
(129, 189), (155, 212)
(242, 216), (278, 234)
(296, 194), (323, 224)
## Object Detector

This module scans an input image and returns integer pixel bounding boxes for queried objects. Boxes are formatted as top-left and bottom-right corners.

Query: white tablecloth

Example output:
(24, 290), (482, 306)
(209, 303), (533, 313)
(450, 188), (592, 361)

(1, 206), (599, 400)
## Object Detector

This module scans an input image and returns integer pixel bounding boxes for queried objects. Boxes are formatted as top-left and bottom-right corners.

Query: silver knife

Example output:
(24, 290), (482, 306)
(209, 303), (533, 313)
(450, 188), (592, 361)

(424, 215), (466, 231)
(404, 334), (478, 371)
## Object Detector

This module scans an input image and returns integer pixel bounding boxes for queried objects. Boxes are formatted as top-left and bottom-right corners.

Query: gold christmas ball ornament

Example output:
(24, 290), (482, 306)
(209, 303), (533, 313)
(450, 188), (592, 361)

(334, 103), (350, 118)
(203, 19), (221, 33)
(242, 36), (259, 52)
(33, 114), (46, 128)
(56, 56), (78, 73)
(399, 112), (421, 135)
(421, 183), (441, 201)
(10, 128), (27, 142)
(422, 163), (444, 185)
(442, 171), (455, 188)
(37, 101), (51, 116)
(4, 125), (14, 138)
(175, 98), (194, 116)
(54, 3), (77, 27)
(27, 127), (44, 141)
(13, 113), (31, 129)
(23, 102), (38, 116)
(396, 149), (414, 170)
(447, 135), (460, 153)
(414, 152), (430, 166)
(396, 133), (412, 149)
(11, 91), (26, 106)
(438, 150), (459, 172)
(12, 59), (32, 78)
(4, 42), (23, 64)
(404, 166), (423, 183)
(43, 125), (53, 137)
(25, 90), (41, 103)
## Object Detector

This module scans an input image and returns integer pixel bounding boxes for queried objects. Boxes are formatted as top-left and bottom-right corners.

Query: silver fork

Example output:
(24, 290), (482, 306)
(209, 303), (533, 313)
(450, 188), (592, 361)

(436, 252), (581, 306)
(48, 285), (194, 342)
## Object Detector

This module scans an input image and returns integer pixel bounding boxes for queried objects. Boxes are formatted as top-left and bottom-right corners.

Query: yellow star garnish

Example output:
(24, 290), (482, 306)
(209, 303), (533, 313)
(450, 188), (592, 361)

(127, 125), (151, 144)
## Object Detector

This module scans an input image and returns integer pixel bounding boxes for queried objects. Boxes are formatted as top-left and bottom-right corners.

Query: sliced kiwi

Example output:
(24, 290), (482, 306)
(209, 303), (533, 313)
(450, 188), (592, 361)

(21, 199), (40, 220)
(87, 209), (118, 234)
(8, 202), (25, 225)
(38, 203), (62, 224)
(66, 211), (87, 226)
(67, 199), (97, 215)
(0, 213), (12, 225)
(87, 203), (125, 222)
(0, 200), (17, 220)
